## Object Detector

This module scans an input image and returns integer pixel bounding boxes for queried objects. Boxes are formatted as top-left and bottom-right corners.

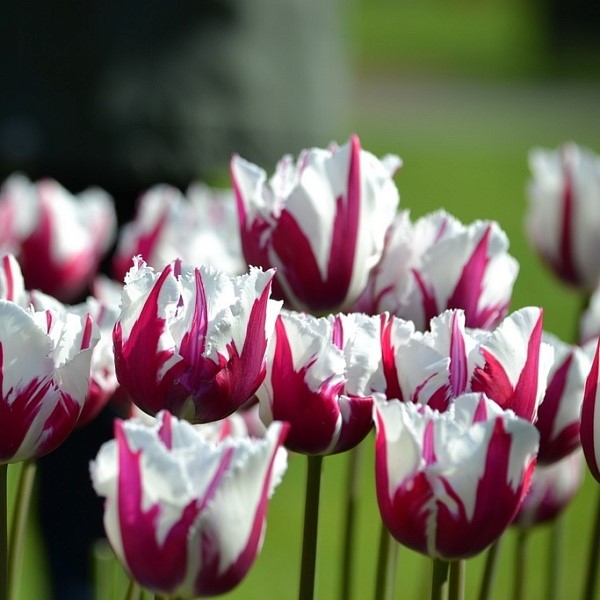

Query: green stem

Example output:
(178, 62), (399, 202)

(514, 529), (528, 600)
(583, 488), (600, 600)
(340, 445), (364, 600)
(7, 460), (36, 600)
(430, 558), (449, 600)
(547, 514), (564, 600)
(448, 560), (465, 600)
(0, 464), (7, 600)
(386, 539), (399, 600)
(478, 539), (501, 600)
(374, 521), (390, 600)
(299, 455), (323, 600)
(373, 523), (399, 600)
(124, 578), (141, 600)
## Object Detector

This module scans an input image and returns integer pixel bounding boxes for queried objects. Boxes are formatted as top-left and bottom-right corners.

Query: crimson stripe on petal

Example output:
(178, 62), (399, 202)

(114, 265), (188, 417)
(411, 269), (439, 329)
(116, 422), (198, 593)
(447, 226), (491, 328)
(535, 353), (573, 463)
(435, 418), (535, 559)
(581, 339), (600, 482)
(449, 312), (468, 397)
(269, 317), (342, 454)
(193, 424), (289, 596)
(380, 315), (404, 402)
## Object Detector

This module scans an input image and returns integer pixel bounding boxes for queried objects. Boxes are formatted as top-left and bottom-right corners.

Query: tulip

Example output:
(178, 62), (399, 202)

(113, 183), (245, 282)
(580, 338), (600, 482)
(513, 451), (584, 527)
(379, 307), (553, 422)
(526, 142), (600, 289)
(374, 393), (539, 559)
(30, 290), (120, 427)
(579, 284), (600, 343)
(0, 174), (35, 253)
(257, 311), (382, 454)
(17, 178), (117, 302)
(90, 410), (288, 597)
(0, 299), (98, 463)
(363, 210), (518, 330)
(535, 333), (592, 463)
(113, 257), (281, 423)
(131, 402), (266, 443)
(0, 253), (27, 306)
(231, 134), (401, 313)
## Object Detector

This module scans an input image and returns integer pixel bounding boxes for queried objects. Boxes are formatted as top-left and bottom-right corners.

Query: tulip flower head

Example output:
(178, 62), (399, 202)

(30, 290), (120, 427)
(231, 134), (401, 313)
(363, 210), (518, 330)
(579, 339), (600, 482)
(258, 311), (384, 454)
(579, 284), (600, 343)
(374, 394), (539, 559)
(526, 143), (600, 289)
(534, 333), (592, 463)
(90, 411), (288, 597)
(379, 307), (553, 422)
(0, 174), (36, 254)
(16, 178), (116, 302)
(513, 451), (584, 527)
(0, 298), (98, 463)
(113, 183), (245, 282)
(113, 257), (281, 423)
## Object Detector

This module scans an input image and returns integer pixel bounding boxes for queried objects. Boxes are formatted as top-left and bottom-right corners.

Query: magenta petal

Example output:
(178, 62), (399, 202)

(472, 311), (543, 422)
(193, 423), (288, 595)
(553, 153), (579, 284)
(374, 410), (431, 555)
(196, 276), (273, 422)
(536, 353), (578, 463)
(380, 315), (404, 402)
(449, 312), (468, 397)
(581, 340), (600, 482)
(332, 396), (373, 454)
(435, 418), (536, 558)
(269, 317), (342, 454)
(446, 226), (497, 328)
(114, 265), (188, 416)
(115, 422), (200, 593)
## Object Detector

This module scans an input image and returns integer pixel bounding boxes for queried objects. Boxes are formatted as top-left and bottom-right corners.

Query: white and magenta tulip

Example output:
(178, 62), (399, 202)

(30, 290), (121, 427)
(90, 411), (288, 597)
(535, 333), (592, 463)
(113, 258), (281, 423)
(18, 178), (117, 301)
(526, 143), (600, 289)
(231, 134), (401, 313)
(580, 339), (600, 482)
(0, 174), (36, 253)
(0, 299), (98, 463)
(579, 284), (600, 343)
(257, 311), (383, 454)
(513, 451), (584, 527)
(0, 253), (27, 306)
(374, 394), (539, 559)
(379, 308), (553, 422)
(113, 183), (245, 281)
(364, 210), (518, 330)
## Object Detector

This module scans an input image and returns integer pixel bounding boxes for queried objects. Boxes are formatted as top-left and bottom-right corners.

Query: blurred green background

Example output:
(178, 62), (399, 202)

(11, 0), (600, 598)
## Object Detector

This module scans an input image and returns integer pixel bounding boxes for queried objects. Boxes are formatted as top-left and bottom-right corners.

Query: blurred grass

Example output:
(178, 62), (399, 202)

(11, 2), (600, 599)
(350, 0), (546, 78)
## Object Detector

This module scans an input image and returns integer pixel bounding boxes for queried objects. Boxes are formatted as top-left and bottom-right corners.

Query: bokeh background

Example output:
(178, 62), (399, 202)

(4, 0), (600, 597)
